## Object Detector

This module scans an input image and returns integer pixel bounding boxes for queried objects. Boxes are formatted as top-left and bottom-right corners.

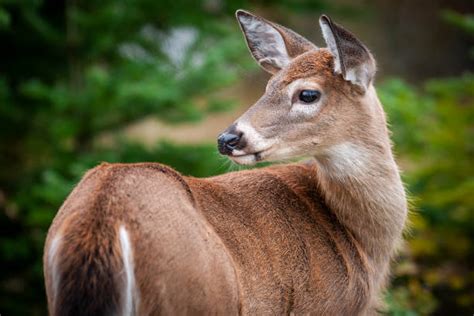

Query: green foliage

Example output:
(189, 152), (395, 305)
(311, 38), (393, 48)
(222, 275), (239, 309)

(441, 10), (474, 34)
(441, 10), (474, 58)
(379, 14), (474, 313)
(379, 74), (474, 315)
(380, 13), (474, 313)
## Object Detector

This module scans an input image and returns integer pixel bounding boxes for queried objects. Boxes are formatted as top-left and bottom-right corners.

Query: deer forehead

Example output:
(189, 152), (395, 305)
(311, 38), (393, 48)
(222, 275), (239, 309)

(282, 49), (334, 84)
(265, 49), (346, 94)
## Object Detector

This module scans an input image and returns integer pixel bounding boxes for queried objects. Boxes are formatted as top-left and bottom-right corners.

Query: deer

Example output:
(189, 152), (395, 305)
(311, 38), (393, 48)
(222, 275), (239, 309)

(43, 10), (408, 316)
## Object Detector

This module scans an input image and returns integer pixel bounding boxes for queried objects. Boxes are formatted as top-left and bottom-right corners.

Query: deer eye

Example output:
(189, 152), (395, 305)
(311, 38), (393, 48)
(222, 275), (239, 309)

(298, 90), (321, 103)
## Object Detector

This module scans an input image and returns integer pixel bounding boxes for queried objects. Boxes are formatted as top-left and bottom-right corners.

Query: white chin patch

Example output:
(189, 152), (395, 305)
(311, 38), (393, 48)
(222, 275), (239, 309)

(231, 149), (246, 156)
(230, 154), (257, 166)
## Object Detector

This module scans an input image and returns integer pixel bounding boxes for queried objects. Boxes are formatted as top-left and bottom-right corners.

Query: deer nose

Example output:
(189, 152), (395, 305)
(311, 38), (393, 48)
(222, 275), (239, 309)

(217, 132), (241, 155)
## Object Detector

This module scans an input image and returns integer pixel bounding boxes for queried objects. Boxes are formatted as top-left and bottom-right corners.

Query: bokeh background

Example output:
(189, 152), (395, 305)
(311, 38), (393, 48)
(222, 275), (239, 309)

(0, 0), (473, 314)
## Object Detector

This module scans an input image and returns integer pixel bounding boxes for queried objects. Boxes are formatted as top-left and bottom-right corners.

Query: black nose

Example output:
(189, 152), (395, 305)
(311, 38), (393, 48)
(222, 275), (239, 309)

(217, 132), (241, 155)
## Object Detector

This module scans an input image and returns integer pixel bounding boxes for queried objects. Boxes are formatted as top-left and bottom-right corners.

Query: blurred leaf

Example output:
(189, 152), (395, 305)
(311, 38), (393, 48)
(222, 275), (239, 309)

(441, 10), (474, 35)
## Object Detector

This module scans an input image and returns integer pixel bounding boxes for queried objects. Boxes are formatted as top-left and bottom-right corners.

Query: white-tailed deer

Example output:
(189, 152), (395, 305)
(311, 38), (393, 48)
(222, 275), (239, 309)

(44, 10), (407, 315)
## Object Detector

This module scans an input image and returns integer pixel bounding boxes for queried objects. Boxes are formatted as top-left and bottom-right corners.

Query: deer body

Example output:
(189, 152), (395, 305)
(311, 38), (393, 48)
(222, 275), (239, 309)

(188, 162), (377, 315)
(44, 10), (407, 316)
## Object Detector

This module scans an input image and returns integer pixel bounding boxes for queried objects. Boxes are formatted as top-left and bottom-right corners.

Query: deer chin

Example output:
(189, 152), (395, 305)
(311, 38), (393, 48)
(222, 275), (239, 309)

(229, 153), (259, 165)
(229, 147), (272, 165)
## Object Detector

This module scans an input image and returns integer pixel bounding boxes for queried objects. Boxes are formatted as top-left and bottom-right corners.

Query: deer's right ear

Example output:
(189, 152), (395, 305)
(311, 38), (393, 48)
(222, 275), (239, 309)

(236, 10), (317, 74)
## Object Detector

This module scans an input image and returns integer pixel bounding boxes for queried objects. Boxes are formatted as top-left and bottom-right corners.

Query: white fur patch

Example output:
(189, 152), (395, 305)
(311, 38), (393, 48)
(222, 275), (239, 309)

(317, 142), (370, 178)
(238, 13), (290, 70)
(119, 226), (138, 316)
(231, 149), (246, 156)
(345, 65), (372, 90)
(48, 234), (62, 305)
(344, 68), (357, 85)
(230, 153), (258, 165)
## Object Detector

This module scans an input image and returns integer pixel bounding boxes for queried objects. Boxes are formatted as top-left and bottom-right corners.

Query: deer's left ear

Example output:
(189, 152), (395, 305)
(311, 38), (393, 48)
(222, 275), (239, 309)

(319, 15), (376, 92)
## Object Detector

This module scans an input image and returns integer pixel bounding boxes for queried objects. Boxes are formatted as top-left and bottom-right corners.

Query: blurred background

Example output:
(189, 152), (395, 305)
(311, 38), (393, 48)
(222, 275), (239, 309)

(0, 0), (472, 314)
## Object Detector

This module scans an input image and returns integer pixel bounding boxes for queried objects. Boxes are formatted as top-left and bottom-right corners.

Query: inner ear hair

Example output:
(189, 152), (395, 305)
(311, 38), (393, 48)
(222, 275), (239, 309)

(319, 15), (376, 92)
(236, 9), (317, 74)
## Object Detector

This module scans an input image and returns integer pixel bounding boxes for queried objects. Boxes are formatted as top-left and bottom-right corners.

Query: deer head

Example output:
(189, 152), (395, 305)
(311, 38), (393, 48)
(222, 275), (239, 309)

(218, 10), (380, 166)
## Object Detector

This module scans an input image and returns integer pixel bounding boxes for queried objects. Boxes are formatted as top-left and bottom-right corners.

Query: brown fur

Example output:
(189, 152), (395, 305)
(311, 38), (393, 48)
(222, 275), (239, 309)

(44, 11), (407, 316)
(45, 161), (379, 315)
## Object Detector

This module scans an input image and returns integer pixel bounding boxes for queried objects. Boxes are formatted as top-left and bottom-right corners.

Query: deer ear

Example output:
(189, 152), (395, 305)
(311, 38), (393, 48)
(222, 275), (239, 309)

(319, 15), (376, 92)
(236, 10), (317, 74)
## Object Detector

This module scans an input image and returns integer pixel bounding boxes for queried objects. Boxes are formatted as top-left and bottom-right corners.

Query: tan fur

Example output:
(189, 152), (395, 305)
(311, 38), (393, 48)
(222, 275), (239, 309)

(44, 11), (407, 316)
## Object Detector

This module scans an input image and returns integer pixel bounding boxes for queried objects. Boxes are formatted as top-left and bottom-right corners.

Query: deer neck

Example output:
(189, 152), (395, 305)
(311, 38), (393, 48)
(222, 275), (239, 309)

(313, 93), (407, 266)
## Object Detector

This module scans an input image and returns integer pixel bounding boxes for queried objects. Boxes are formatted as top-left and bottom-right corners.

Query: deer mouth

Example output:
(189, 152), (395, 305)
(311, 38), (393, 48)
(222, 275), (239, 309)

(229, 153), (259, 165)
(232, 151), (261, 159)
(229, 148), (271, 165)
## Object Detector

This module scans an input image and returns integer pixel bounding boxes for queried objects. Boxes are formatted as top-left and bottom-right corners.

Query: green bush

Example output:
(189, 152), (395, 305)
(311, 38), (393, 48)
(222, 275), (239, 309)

(380, 75), (473, 315)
